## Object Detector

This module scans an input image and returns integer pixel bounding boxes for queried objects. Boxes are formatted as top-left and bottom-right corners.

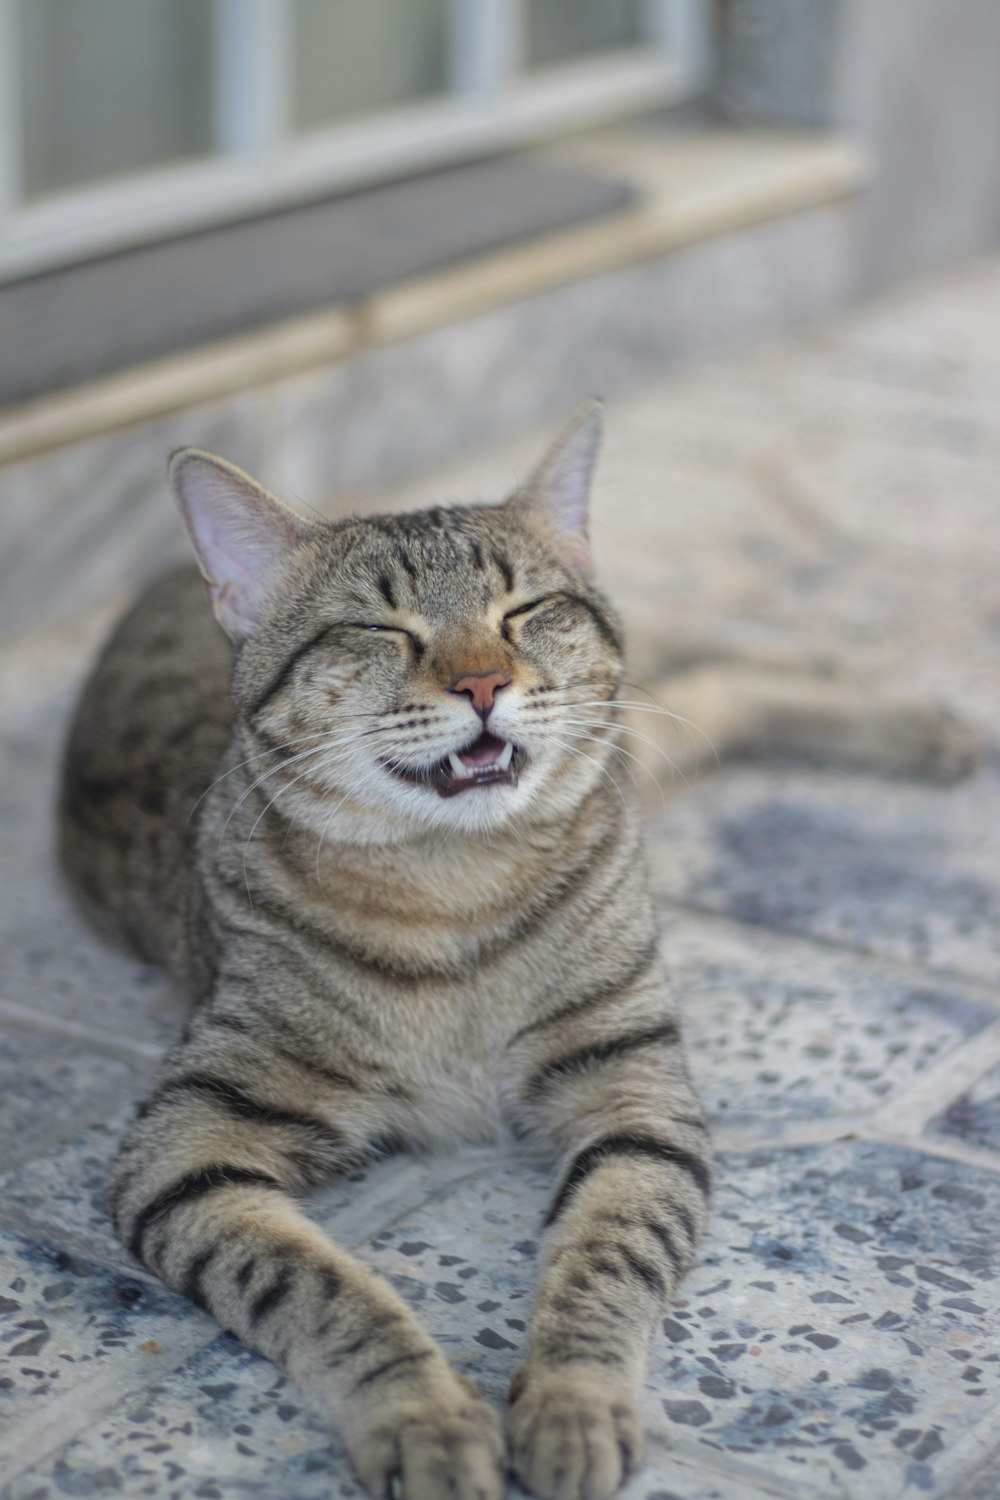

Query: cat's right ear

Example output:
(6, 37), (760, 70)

(169, 449), (321, 641)
(510, 400), (603, 574)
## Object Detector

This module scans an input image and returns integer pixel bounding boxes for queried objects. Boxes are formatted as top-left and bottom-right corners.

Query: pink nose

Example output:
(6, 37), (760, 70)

(450, 671), (510, 718)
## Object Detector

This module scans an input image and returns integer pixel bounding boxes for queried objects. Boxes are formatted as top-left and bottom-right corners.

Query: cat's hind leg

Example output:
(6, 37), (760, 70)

(507, 972), (711, 1500)
(111, 1048), (505, 1500)
(626, 663), (977, 785)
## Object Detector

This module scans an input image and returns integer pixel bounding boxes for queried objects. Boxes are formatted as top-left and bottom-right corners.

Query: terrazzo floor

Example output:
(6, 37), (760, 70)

(3, 259), (1000, 1499)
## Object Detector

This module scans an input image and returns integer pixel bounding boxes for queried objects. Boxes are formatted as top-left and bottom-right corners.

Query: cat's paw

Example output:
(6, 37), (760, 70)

(347, 1375), (505, 1500)
(506, 1367), (643, 1500)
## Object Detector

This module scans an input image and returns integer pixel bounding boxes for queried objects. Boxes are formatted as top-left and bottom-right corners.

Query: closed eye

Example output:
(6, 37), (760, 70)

(346, 623), (425, 657)
(500, 595), (560, 640)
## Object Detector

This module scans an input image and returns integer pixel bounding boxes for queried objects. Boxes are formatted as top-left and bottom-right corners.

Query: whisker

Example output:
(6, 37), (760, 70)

(219, 741), (338, 851)
(535, 694), (720, 766)
(546, 731), (628, 816)
(239, 755), (342, 905)
(185, 729), (335, 827)
(241, 737), (396, 899)
(557, 715), (689, 793)
(219, 723), (399, 851)
(586, 737), (640, 791)
(557, 718), (672, 802)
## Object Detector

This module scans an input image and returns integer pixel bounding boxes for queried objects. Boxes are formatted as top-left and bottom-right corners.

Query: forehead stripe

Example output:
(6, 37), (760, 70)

(394, 544), (419, 582)
(492, 552), (515, 591)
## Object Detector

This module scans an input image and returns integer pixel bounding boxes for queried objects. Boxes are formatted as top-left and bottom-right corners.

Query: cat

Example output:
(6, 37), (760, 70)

(58, 402), (712, 1500)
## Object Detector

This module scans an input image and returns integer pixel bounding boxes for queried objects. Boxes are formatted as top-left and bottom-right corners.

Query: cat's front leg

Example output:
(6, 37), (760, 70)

(111, 1042), (505, 1500)
(507, 1002), (711, 1500)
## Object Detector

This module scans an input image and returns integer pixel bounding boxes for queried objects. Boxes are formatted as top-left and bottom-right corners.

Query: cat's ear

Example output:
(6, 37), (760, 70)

(169, 449), (321, 641)
(513, 400), (603, 573)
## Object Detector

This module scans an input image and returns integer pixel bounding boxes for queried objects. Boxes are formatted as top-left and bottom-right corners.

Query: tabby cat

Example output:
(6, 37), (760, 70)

(59, 403), (711, 1500)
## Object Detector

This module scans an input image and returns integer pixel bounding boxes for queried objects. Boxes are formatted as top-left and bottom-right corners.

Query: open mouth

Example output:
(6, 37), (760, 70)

(385, 731), (524, 798)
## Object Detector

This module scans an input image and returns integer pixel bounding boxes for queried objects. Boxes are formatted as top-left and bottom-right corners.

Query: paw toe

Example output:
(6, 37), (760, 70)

(507, 1372), (642, 1500)
(353, 1393), (505, 1500)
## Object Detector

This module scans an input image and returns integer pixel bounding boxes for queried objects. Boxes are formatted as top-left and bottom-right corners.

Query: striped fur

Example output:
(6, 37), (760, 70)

(59, 405), (711, 1500)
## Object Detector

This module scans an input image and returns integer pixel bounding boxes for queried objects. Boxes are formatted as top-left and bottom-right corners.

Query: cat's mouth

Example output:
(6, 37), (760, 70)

(385, 732), (524, 798)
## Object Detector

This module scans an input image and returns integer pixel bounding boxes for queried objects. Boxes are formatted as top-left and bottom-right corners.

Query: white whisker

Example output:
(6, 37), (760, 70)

(545, 730), (628, 815)
(557, 716), (687, 794)
(536, 693), (720, 766)
(185, 729), (335, 827)
(558, 719), (670, 802)
(219, 723), (399, 852)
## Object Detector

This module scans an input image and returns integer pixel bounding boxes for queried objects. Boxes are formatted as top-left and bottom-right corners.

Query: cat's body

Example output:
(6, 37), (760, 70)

(59, 407), (711, 1500)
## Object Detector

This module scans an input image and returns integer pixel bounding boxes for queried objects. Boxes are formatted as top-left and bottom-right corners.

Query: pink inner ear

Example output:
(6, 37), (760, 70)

(558, 527), (592, 573)
(171, 452), (317, 641)
(209, 577), (261, 639)
(528, 404), (602, 573)
(201, 516), (261, 589)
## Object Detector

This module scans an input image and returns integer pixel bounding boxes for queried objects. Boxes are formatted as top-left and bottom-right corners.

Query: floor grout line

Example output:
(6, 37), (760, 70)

(645, 1430), (819, 1500)
(0, 1202), (157, 1287)
(656, 894), (1000, 1009)
(712, 1113), (869, 1154)
(0, 1100), (139, 1176)
(917, 1399), (1000, 1500)
(863, 1126), (1000, 1178)
(868, 1018), (1000, 1139)
(0, 1320), (219, 1487)
(0, 997), (173, 1063)
(714, 1119), (1000, 1177)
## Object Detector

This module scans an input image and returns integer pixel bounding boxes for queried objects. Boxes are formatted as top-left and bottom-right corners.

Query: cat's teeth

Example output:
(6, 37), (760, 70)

(445, 741), (514, 782)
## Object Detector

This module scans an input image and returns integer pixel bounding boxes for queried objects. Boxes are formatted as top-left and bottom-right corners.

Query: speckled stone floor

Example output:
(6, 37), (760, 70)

(3, 259), (1000, 1499)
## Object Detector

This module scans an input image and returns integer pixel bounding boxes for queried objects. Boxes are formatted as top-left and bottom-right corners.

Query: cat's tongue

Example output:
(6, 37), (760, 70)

(458, 732), (505, 768)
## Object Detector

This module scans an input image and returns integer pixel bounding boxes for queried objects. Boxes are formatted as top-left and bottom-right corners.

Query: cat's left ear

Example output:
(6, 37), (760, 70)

(512, 399), (603, 574)
(170, 449), (321, 641)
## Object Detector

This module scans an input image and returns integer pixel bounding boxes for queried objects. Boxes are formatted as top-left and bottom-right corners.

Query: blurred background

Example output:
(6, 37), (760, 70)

(1, 0), (999, 639)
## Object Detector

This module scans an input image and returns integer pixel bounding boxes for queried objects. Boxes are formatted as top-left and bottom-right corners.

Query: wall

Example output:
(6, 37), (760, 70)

(718, 0), (1000, 287)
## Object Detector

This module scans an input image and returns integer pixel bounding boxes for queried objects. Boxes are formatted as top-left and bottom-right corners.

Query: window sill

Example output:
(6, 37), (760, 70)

(0, 127), (866, 468)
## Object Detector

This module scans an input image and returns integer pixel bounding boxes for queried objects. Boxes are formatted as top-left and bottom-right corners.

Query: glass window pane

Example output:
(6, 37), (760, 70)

(18, 0), (214, 201)
(527, 0), (644, 71)
(291, 0), (448, 131)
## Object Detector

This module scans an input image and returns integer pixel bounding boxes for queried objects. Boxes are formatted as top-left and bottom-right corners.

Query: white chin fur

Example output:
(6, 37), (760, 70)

(297, 736), (605, 844)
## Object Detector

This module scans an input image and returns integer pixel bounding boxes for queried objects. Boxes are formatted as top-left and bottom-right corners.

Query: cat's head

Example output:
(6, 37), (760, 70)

(171, 403), (625, 841)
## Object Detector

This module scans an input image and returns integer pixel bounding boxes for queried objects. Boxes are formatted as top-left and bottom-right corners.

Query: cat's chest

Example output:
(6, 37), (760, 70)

(390, 1042), (514, 1148)
(231, 827), (605, 1125)
(308, 958), (525, 1146)
(288, 844), (564, 1022)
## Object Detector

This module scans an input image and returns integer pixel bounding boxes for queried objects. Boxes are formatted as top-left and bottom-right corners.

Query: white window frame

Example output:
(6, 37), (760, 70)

(0, 0), (710, 284)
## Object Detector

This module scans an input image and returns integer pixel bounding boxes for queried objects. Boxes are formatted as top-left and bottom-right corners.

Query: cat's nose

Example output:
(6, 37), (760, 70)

(449, 670), (511, 720)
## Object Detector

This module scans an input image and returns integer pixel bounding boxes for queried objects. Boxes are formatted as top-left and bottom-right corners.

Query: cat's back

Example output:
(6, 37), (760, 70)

(59, 564), (232, 969)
